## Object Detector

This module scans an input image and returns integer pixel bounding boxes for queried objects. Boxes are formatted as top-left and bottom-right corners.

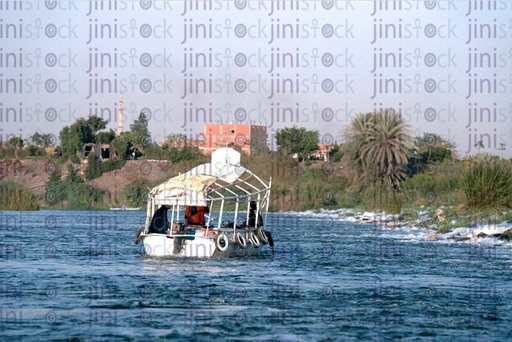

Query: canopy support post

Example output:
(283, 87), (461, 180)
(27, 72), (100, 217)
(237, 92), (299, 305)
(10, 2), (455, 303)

(265, 177), (272, 227)
(218, 200), (224, 229)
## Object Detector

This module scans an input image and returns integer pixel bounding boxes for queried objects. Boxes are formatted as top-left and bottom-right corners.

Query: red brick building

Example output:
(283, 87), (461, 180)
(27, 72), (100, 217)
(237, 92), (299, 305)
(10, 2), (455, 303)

(199, 124), (268, 155)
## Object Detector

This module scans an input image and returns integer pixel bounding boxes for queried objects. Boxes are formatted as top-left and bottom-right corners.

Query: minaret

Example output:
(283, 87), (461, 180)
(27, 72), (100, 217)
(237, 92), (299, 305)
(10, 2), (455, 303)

(117, 94), (123, 136)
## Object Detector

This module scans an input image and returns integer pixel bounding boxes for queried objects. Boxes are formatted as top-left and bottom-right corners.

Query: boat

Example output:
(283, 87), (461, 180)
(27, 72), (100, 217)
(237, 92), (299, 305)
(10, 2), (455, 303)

(110, 206), (141, 211)
(133, 148), (273, 257)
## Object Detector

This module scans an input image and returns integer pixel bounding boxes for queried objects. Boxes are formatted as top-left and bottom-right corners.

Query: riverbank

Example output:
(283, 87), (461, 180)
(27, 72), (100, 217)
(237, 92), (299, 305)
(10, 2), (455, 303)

(1, 153), (510, 214)
(299, 206), (512, 244)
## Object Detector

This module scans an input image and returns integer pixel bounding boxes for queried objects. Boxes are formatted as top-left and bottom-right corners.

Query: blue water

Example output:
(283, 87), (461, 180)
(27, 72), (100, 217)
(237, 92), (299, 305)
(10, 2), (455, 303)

(1, 209), (511, 341)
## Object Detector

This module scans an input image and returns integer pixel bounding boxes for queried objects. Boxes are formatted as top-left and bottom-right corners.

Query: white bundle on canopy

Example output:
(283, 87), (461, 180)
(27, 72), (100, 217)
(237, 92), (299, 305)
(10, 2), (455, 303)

(152, 174), (217, 206)
(185, 148), (246, 184)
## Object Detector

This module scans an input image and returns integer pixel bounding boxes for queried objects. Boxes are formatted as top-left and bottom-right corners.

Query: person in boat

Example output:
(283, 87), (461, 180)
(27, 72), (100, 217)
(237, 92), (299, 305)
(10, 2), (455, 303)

(149, 204), (170, 234)
(247, 200), (273, 247)
(185, 206), (209, 226)
(248, 200), (264, 228)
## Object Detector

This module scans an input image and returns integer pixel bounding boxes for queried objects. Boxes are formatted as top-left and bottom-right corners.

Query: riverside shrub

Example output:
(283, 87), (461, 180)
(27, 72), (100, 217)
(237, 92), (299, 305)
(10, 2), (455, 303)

(460, 160), (512, 209)
(0, 182), (39, 211)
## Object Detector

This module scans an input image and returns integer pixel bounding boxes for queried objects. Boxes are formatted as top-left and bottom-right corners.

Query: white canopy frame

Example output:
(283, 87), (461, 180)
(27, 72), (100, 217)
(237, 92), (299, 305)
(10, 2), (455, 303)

(144, 149), (272, 238)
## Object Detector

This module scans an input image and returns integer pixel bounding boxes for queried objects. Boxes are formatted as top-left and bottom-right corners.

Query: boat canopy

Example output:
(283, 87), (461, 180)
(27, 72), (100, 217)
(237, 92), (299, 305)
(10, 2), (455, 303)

(148, 148), (271, 207)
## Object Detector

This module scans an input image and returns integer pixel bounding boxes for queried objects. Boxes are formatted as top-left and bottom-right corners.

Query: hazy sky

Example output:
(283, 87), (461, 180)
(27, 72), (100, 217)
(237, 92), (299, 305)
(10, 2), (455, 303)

(1, 1), (511, 157)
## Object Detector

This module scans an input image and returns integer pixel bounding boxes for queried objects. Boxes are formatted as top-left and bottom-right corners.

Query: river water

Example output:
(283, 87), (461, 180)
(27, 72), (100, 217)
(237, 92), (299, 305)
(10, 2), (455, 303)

(1, 209), (511, 341)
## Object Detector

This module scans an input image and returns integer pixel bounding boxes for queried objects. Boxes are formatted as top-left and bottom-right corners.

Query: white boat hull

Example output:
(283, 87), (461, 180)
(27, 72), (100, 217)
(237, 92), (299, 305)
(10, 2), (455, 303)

(110, 207), (140, 211)
(142, 233), (266, 257)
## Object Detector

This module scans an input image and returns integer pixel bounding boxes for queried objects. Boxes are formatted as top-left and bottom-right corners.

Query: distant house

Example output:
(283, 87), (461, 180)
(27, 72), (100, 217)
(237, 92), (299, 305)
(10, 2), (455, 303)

(292, 143), (337, 162)
(199, 124), (267, 155)
(78, 143), (111, 160)
(314, 143), (336, 161)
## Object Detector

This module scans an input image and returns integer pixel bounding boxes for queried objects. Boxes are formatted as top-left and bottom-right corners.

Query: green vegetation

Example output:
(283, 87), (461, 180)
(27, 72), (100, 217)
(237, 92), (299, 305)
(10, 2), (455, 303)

(29, 132), (55, 147)
(8, 137), (24, 159)
(59, 116), (109, 157)
(84, 152), (102, 180)
(3, 108), (511, 214)
(275, 126), (319, 160)
(413, 132), (455, 164)
(343, 110), (413, 191)
(45, 164), (107, 210)
(144, 144), (208, 163)
(0, 182), (39, 211)
(460, 156), (512, 209)
(130, 112), (151, 147)
(119, 177), (157, 208)
(102, 159), (126, 173)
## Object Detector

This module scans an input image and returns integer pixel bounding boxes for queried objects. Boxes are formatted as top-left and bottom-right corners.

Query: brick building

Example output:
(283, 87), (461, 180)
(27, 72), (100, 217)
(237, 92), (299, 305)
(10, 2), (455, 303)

(199, 124), (268, 155)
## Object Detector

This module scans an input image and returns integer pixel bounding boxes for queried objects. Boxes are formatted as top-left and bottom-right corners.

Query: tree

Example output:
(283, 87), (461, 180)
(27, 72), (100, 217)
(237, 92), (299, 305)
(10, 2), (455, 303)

(165, 133), (187, 148)
(340, 112), (374, 188)
(8, 137), (24, 159)
(110, 137), (128, 160)
(66, 163), (83, 183)
(329, 143), (344, 163)
(475, 140), (484, 154)
(59, 125), (83, 157)
(275, 126), (319, 159)
(59, 116), (112, 158)
(343, 109), (413, 190)
(86, 116), (108, 138)
(84, 152), (102, 180)
(414, 133), (455, 163)
(130, 112), (151, 147)
(70, 118), (93, 145)
(495, 143), (506, 159)
(96, 129), (116, 144)
(120, 131), (146, 157)
(29, 132), (54, 147)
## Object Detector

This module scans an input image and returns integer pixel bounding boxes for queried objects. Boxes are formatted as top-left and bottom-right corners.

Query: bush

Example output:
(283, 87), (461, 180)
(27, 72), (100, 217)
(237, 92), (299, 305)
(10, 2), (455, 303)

(84, 152), (102, 180)
(26, 145), (38, 157)
(0, 182), (39, 210)
(460, 160), (512, 209)
(143, 144), (207, 163)
(45, 180), (105, 209)
(120, 185), (140, 207)
(102, 159), (125, 173)
(45, 165), (107, 209)
(35, 147), (47, 157)
(66, 163), (83, 183)
(401, 173), (461, 207)
(49, 170), (60, 182)
(360, 185), (402, 214)
(70, 154), (80, 164)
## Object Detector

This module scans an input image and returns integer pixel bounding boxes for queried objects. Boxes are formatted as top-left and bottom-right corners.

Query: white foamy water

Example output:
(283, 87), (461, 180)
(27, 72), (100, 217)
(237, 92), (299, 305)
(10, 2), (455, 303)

(285, 207), (512, 247)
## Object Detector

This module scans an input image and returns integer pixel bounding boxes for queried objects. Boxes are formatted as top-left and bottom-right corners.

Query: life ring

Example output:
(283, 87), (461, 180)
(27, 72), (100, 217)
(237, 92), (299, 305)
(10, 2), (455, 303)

(256, 228), (268, 245)
(235, 232), (246, 249)
(133, 226), (145, 245)
(248, 232), (260, 248)
(215, 233), (229, 252)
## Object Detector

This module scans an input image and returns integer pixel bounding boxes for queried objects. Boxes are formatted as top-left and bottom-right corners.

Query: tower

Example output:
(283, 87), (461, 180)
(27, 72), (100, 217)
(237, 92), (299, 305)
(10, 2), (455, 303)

(117, 94), (123, 136)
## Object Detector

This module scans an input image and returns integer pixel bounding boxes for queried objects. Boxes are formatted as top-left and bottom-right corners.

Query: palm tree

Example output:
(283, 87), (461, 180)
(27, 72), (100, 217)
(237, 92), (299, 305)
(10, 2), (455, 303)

(474, 140), (484, 154)
(360, 109), (413, 187)
(341, 112), (374, 189)
(343, 109), (413, 190)
(495, 143), (506, 159)
(8, 137), (24, 159)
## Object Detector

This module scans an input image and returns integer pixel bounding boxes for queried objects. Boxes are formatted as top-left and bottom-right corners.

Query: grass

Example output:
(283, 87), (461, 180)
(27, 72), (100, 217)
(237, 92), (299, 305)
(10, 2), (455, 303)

(4, 150), (512, 215)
